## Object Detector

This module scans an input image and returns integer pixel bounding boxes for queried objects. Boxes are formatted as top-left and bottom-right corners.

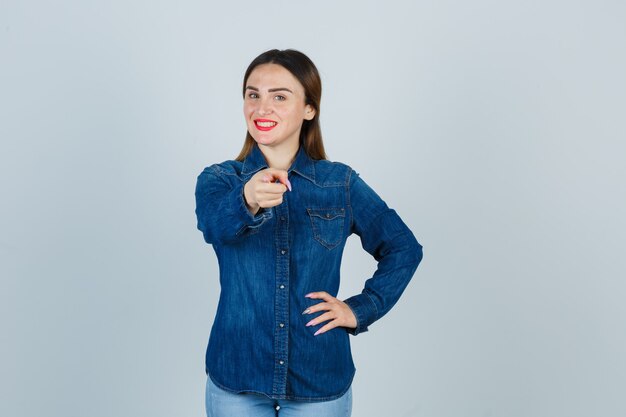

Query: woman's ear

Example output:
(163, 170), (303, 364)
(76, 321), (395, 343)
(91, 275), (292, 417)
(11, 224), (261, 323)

(304, 105), (316, 120)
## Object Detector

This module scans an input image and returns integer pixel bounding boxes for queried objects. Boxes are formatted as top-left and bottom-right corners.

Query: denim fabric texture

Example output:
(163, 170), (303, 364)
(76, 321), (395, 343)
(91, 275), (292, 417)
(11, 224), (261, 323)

(195, 143), (423, 401)
(206, 373), (352, 417)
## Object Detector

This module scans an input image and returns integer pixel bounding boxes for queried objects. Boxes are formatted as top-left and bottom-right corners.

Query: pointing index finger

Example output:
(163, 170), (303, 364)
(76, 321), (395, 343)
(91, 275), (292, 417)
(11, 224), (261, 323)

(263, 169), (292, 191)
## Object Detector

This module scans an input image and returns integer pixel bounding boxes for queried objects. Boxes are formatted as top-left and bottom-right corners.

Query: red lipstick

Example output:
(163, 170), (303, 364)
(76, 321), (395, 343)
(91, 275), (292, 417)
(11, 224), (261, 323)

(254, 119), (278, 131)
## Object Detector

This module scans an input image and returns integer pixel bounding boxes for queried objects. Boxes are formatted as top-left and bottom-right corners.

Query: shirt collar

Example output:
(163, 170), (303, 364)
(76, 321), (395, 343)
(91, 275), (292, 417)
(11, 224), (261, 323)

(242, 143), (316, 183)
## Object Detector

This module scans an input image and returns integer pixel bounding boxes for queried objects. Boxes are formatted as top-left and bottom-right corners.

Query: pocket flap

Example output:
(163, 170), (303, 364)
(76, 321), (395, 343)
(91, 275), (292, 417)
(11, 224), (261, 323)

(306, 208), (346, 220)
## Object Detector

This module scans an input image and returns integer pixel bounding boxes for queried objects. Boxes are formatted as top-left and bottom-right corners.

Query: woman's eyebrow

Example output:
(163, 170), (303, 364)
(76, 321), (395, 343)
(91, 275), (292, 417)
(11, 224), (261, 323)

(245, 86), (294, 94)
(268, 87), (293, 93)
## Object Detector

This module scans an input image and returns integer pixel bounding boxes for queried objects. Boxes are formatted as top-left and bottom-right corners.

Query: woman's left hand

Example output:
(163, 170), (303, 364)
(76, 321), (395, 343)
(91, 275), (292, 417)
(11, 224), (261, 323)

(303, 291), (357, 336)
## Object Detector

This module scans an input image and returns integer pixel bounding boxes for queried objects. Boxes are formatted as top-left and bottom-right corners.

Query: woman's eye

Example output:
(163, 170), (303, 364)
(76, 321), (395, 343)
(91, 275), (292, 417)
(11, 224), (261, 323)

(274, 95), (286, 101)
(248, 93), (259, 99)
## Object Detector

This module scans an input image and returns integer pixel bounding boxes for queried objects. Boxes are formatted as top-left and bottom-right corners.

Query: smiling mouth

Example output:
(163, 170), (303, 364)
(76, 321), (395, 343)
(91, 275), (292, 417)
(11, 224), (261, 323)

(254, 119), (278, 131)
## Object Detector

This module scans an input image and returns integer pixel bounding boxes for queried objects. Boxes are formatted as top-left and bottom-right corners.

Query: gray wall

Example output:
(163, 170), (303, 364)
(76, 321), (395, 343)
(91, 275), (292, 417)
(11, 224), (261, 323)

(2, 1), (625, 416)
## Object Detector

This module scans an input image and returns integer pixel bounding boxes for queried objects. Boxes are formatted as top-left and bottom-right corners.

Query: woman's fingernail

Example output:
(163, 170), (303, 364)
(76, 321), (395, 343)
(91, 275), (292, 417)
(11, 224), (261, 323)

(302, 309), (311, 315)
(304, 293), (312, 298)
(286, 179), (292, 191)
(306, 321), (313, 327)
(314, 330), (321, 336)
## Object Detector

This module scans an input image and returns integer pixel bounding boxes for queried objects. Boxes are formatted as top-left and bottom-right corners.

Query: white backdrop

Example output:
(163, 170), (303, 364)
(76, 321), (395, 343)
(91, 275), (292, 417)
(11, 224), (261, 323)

(2, 1), (625, 416)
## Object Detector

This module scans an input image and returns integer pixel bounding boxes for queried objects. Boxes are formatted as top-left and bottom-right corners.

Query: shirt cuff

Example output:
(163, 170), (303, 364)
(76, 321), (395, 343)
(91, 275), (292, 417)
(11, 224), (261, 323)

(231, 182), (272, 233)
(343, 293), (378, 336)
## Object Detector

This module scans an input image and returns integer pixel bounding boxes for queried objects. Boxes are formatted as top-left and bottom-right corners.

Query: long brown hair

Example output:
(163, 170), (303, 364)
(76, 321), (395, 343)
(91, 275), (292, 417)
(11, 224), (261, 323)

(235, 49), (327, 161)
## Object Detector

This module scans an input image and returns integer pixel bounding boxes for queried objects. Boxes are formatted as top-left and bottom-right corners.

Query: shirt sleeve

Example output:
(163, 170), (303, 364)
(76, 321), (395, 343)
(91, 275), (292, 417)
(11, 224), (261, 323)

(195, 165), (273, 245)
(343, 168), (423, 335)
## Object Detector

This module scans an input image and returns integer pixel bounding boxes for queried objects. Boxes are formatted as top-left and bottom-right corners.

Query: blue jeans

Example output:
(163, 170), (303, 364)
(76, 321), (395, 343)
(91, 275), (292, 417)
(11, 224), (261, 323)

(205, 375), (353, 417)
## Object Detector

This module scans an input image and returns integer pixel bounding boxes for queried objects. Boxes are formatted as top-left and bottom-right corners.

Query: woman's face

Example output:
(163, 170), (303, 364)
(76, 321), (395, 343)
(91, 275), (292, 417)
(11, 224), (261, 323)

(244, 63), (315, 150)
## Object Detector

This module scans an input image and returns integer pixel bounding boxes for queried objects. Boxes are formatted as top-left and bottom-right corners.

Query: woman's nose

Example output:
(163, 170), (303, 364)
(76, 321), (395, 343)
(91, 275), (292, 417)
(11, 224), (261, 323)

(257, 98), (273, 116)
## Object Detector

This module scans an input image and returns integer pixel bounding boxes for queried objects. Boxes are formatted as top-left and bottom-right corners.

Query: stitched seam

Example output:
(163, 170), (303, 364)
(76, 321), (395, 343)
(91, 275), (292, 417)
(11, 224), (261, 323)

(347, 168), (353, 232)
(363, 291), (380, 319)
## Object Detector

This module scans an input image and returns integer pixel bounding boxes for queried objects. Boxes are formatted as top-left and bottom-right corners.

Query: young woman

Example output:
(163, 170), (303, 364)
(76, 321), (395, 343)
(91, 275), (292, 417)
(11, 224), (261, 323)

(195, 49), (423, 417)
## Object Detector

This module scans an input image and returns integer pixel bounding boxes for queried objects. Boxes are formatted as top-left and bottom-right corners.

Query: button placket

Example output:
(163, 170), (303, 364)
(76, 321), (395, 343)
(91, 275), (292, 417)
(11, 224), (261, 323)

(271, 193), (290, 395)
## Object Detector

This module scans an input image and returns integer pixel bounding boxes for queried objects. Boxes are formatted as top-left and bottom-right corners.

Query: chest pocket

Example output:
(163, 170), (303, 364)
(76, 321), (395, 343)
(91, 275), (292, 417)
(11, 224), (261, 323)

(306, 208), (346, 250)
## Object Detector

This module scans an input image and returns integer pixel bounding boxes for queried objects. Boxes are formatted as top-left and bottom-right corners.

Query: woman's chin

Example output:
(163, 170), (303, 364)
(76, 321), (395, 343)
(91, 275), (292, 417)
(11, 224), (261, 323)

(253, 136), (275, 146)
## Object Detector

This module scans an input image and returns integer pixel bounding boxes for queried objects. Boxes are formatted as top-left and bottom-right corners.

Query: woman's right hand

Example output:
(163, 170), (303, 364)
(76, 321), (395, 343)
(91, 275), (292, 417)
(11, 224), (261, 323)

(243, 168), (292, 215)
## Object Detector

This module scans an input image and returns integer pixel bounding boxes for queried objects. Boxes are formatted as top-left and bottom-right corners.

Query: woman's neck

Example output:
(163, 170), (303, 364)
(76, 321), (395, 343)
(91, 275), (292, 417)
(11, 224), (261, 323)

(259, 141), (299, 171)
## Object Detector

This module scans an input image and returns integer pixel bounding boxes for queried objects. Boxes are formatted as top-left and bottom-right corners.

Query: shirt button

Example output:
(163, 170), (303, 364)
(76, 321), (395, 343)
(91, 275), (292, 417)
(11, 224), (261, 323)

(279, 360), (284, 365)
(279, 323), (285, 328)
(280, 216), (286, 221)
(326, 213), (330, 218)
(279, 284), (285, 289)
(281, 249), (286, 255)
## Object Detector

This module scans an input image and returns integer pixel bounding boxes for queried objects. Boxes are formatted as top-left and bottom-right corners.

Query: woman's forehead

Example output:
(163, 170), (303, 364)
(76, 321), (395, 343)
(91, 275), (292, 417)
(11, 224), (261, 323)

(246, 64), (304, 93)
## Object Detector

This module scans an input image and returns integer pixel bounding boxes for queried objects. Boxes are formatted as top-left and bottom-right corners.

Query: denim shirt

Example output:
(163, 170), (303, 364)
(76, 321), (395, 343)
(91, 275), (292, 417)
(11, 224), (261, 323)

(195, 143), (423, 402)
